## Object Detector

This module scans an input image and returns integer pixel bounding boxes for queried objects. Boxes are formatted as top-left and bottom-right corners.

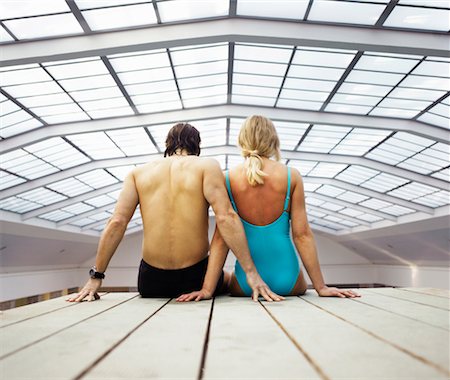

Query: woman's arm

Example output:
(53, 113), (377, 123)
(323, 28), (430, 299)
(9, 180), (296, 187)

(177, 226), (229, 302)
(290, 169), (359, 298)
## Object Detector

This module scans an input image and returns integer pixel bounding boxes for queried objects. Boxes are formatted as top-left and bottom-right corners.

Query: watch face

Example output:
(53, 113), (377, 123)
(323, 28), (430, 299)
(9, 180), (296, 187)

(89, 268), (95, 277)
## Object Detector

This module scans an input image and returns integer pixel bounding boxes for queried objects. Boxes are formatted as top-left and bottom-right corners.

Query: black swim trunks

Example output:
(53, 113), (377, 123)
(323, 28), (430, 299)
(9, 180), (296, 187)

(138, 256), (225, 298)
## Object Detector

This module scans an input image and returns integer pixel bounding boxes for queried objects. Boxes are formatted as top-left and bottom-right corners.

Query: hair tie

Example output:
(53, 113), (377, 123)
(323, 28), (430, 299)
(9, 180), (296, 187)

(243, 149), (260, 158)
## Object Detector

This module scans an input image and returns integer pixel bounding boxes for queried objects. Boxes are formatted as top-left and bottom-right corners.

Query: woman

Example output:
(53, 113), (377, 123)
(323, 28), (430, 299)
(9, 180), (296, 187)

(177, 115), (359, 301)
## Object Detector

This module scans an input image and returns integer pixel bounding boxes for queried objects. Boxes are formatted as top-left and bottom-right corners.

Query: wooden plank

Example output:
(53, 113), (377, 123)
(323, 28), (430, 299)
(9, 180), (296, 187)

(365, 287), (450, 310)
(203, 297), (322, 380)
(402, 287), (450, 298)
(302, 292), (450, 377)
(0, 292), (137, 359)
(354, 289), (449, 330)
(0, 293), (107, 328)
(0, 295), (169, 380)
(83, 299), (212, 379)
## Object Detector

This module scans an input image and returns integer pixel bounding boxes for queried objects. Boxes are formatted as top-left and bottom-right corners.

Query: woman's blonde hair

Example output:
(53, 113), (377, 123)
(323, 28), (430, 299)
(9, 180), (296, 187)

(238, 115), (281, 186)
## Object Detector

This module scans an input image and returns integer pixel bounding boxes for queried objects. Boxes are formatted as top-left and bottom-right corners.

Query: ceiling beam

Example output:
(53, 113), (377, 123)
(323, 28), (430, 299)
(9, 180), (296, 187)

(2, 146), (448, 201)
(1, 18), (449, 67)
(1, 105), (447, 154)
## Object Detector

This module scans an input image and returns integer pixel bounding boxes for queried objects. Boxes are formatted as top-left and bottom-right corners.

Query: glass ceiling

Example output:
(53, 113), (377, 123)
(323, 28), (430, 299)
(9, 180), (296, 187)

(0, 0), (449, 236)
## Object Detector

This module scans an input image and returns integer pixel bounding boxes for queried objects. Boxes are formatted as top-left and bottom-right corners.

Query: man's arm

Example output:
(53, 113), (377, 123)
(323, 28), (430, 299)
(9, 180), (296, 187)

(67, 172), (139, 302)
(290, 169), (359, 298)
(201, 159), (283, 302)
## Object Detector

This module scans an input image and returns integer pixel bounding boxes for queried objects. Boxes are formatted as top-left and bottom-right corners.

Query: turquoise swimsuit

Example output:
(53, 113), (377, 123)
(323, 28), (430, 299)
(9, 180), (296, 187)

(225, 167), (300, 296)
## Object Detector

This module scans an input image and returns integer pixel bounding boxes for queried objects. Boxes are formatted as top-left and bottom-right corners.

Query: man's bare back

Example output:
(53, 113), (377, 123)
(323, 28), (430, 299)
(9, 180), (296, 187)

(135, 155), (211, 269)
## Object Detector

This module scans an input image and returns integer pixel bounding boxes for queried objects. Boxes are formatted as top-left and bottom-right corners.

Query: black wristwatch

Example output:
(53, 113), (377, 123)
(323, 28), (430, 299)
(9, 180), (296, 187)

(89, 267), (105, 279)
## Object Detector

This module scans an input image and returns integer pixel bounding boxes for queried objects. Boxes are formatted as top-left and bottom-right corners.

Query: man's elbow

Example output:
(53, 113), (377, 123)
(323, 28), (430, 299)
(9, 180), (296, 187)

(107, 215), (129, 230)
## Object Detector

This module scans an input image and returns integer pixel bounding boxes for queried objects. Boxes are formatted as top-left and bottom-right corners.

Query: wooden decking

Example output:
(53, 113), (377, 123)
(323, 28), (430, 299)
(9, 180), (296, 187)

(1, 287), (449, 379)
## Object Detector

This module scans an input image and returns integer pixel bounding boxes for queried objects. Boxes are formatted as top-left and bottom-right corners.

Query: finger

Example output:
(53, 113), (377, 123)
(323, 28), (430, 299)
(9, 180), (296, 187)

(195, 295), (202, 302)
(87, 291), (95, 302)
(252, 290), (259, 302)
(269, 290), (285, 302)
(259, 288), (274, 302)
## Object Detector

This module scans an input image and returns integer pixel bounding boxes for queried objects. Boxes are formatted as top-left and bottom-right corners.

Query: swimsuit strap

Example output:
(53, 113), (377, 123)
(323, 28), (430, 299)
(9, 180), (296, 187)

(225, 171), (238, 212)
(283, 167), (291, 212)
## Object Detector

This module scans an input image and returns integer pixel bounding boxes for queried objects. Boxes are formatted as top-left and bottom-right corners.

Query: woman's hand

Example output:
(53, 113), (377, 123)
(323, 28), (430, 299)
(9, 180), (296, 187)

(246, 272), (285, 302)
(66, 279), (102, 302)
(317, 286), (360, 298)
(176, 289), (213, 302)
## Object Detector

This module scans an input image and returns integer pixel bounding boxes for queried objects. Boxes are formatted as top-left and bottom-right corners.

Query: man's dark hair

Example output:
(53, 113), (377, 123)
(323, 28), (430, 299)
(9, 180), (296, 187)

(164, 122), (201, 157)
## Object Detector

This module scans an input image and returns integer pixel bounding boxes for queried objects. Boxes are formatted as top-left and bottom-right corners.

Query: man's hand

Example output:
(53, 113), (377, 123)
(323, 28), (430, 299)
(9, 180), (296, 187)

(176, 289), (213, 302)
(317, 286), (360, 298)
(246, 272), (284, 302)
(66, 279), (102, 302)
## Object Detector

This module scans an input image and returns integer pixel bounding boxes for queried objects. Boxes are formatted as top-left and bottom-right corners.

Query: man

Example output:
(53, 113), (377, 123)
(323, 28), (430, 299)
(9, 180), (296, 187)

(68, 123), (282, 302)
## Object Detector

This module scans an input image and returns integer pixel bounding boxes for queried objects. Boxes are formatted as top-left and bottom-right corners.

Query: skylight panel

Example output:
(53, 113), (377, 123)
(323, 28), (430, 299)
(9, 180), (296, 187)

(61, 202), (95, 215)
(110, 52), (170, 72)
(307, 162), (348, 178)
(359, 198), (392, 210)
(336, 191), (369, 204)
(1, 119), (43, 139)
(384, 5), (450, 32)
(233, 73), (284, 88)
(354, 55), (419, 74)
(178, 74), (227, 90)
(170, 44), (228, 66)
(0, 26), (14, 42)
(84, 194), (116, 207)
(0, 197), (41, 213)
(376, 98), (432, 110)
(332, 93), (382, 106)
(279, 89), (329, 102)
(43, 60), (109, 80)
(288, 66), (344, 81)
(325, 104), (373, 115)
(1, 150), (58, 179)
(233, 85), (279, 98)
(106, 128), (157, 156)
(43, 112), (91, 124)
(369, 108), (419, 118)
(18, 93), (74, 108)
(361, 173), (409, 193)
(427, 103), (450, 119)
(78, 97), (129, 111)
(70, 217), (98, 227)
(126, 80), (178, 95)
(175, 61), (228, 78)
(47, 177), (94, 197)
(388, 182), (438, 201)
(413, 190), (450, 208)
(412, 60), (450, 78)
(86, 106), (134, 120)
(355, 213), (383, 223)
(59, 75), (117, 92)
(18, 187), (67, 205)
(31, 103), (85, 117)
(89, 210), (113, 222)
(82, 3), (157, 31)
(283, 78), (336, 93)
(0, 68), (53, 86)
(288, 161), (320, 177)
(232, 95), (276, 107)
(132, 91), (180, 105)
(1, 109), (35, 129)
(293, 49), (355, 68)
(308, 0), (385, 25)
(315, 185), (345, 198)
(158, 0), (229, 22)
(4, 14), (84, 39)
(319, 202), (344, 212)
(181, 85), (227, 99)
(345, 70), (405, 86)
(107, 165), (137, 181)
(68, 132), (126, 159)
(431, 167), (450, 182)
(118, 67), (174, 85)
(338, 83), (392, 97)
(389, 87), (446, 102)
(136, 100), (182, 114)
(419, 112), (449, 129)
(237, 0), (309, 19)
(185, 95), (227, 108)
(0, 171), (26, 191)
(331, 129), (391, 156)
(234, 61), (287, 77)
(76, 169), (119, 189)
(39, 210), (74, 222)
(336, 165), (379, 185)
(0, 0), (70, 19)
(234, 45), (293, 64)
(399, 76), (450, 91)
(75, 0), (150, 9)
(276, 122), (309, 150)
(4, 81), (63, 98)
(298, 125), (350, 153)
(69, 87), (124, 102)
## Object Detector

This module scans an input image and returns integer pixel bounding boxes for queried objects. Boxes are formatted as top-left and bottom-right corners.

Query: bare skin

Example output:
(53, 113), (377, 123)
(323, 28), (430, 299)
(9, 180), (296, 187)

(67, 152), (283, 303)
(177, 158), (360, 302)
